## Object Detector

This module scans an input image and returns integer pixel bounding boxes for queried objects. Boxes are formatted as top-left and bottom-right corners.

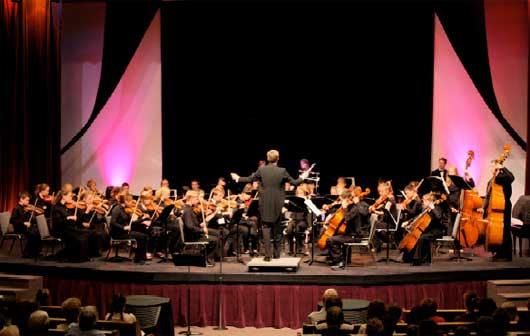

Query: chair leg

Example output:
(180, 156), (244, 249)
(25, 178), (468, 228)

(9, 239), (16, 255)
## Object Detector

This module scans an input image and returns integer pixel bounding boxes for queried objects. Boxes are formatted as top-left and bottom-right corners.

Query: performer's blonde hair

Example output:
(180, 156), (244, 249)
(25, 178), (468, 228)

(267, 150), (279, 163)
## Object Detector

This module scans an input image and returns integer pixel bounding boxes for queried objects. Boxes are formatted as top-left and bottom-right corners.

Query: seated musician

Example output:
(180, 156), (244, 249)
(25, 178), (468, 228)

(445, 166), (475, 236)
(52, 191), (92, 262)
(34, 183), (53, 218)
(395, 182), (422, 244)
(369, 181), (397, 252)
(285, 186), (309, 256)
(77, 192), (110, 257)
(190, 180), (205, 199)
(181, 190), (220, 266)
(10, 192), (42, 258)
(109, 193), (149, 264)
(401, 192), (444, 265)
(232, 187), (259, 256)
(131, 194), (162, 260)
(86, 179), (103, 198)
(330, 177), (347, 196)
(326, 190), (369, 269)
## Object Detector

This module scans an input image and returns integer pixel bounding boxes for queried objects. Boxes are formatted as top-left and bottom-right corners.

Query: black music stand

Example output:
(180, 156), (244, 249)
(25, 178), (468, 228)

(376, 207), (401, 263)
(214, 220), (228, 331)
(230, 208), (246, 265)
(175, 256), (205, 336)
(158, 205), (175, 263)
(285, 196), (308, 257)
(447, 175), (473, 262)
(302, 196), (329, 265)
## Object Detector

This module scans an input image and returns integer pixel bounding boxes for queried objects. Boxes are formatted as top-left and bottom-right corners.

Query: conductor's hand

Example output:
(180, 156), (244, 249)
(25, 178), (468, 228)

(230, 173), (239, 182)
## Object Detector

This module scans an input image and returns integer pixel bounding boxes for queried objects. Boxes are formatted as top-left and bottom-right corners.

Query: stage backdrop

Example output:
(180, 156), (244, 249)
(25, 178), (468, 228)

(61, 3), (162, 191)
(432, 0), (528, 205)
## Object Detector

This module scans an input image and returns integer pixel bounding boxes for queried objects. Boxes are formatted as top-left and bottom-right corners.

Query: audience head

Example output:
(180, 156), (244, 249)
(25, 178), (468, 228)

(79, 306), (98, 331)
(322, 288), (339, 304)
(325, 306), (344, 328)
(478, 298), (497, 317)
(62, 297), (81, 323)
(500, 301), (518, 321)
(324, 297), (343, 310)
(367, 299), (387, 319)
(463, 290), (478, 313)
(0, 327), (19, 336)
(110, 294), (127, 315)
(418, 319), (439, 336)
(367, 317), (384, 336)
(35, 288), (51, 307)
(420, 298), (438, 318)
(27, 310), (49, 332)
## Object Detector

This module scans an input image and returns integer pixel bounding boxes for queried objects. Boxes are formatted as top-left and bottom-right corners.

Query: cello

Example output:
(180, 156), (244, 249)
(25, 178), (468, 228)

(484, 145), (512, 251)
(399, 194), (445, 252)
(458, 150), (483, 248)
(317, 188), (370, 249)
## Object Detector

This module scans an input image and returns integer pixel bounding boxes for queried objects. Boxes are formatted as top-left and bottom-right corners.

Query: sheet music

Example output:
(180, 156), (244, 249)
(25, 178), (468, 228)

(304, 199), (322, 217)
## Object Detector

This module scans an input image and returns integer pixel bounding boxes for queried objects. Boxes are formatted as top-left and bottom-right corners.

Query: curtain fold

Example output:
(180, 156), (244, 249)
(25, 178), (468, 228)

(435, 0), (526, 150)
(0, 0), (60, 212)
(60, 0), (159, 155)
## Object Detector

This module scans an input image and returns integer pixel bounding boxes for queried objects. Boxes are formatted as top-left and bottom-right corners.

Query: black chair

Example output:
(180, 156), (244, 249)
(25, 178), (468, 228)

(511, 195), (530, 257)
(0, 211), (25, 255)
(105, 216), (136, 262)
(36, 214), (62, 256)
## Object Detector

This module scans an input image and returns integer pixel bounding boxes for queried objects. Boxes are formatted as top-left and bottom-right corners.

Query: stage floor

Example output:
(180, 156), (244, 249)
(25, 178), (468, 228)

(0, 247), (529, 286)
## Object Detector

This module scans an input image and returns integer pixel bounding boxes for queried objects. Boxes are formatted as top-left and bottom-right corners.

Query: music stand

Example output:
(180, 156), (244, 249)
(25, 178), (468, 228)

(285, 196), (309, 257)
(302, 196), (327, 265)
(230, 208), (246, 265)
(246, 200), (260, 257)
(447, 175), (473, 261)
(376, 207), (401, 263)
(214, 217), (228, 331)
(158, 204), (175, 263)
(174, 256), (205, 336)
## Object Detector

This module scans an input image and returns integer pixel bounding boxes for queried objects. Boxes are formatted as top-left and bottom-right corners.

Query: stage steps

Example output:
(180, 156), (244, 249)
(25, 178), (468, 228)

(0, 273), (42, 301)
(487, 280), (530, 307)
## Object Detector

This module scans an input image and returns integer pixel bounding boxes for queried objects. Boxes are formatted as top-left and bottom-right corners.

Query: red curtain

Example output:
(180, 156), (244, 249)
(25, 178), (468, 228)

(0, 0), (61, 212)
(43, 276), (486, 329)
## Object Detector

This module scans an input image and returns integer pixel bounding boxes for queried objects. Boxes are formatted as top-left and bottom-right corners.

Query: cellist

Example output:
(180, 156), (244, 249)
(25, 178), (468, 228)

(478, 159), (514, 261)
(327, 189), (369, 269)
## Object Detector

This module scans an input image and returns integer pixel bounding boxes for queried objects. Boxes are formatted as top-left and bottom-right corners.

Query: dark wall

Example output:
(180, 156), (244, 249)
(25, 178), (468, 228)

(161, 1), (434, 195)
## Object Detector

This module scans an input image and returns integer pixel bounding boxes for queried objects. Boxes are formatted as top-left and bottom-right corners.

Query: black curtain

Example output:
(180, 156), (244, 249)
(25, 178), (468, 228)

(435, 0), (526, 151)
(0, 0), (61, 211)
(161, 2), (435, 194)
(60, 0), (159, 155)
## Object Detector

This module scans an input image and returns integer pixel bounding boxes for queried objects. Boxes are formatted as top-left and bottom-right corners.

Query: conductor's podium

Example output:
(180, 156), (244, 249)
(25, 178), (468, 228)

(247, 257), (301, 272)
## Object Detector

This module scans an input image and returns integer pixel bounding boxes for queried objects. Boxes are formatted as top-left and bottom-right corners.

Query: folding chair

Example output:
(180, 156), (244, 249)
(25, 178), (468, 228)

(0, 211), (25, 255)
(36, 214), (62, 256)
(343, 214), (377, 269)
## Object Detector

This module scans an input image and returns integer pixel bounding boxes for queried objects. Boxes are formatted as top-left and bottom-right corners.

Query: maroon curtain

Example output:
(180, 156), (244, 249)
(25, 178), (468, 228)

(0, 0), (61, 212)
(43, 276), (486, 328)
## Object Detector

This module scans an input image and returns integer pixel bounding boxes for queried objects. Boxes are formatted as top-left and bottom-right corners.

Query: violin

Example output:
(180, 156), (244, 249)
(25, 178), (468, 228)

(369, 195), (390, 213)
(125, 206), (143, 216)
(41, 194), (53, 203)
(24, 204), (44, 215)
(65, 201), (77, 209)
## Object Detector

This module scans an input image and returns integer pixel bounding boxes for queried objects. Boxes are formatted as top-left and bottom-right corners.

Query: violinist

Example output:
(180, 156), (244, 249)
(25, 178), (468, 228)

(370, 181), (397, 253)
(52, 190), (92, 262)
(190, 180), (205, 199)
(478, 160), (514, 261)
(205, 190), (231, 255)
(86, 179), (103, 198)
(78, 192), (110, 257)
(330, 177), (347, 196)
(395, 182), (422, 244)
(181, 190), (219, 266)
(284, 186), (310, 256)
(10, 192), (41, 258)
(108, 193), (149, 264)
(133, 194), (162, 259)
(230, 187), (258, 256)
(34, 183), (53, 218)
(402, 192), (444, 265)
(327, 189), (369, 269)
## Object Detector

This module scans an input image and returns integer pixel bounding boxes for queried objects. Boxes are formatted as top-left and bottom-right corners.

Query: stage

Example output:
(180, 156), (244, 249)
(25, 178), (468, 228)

(1, 248), (529, 328)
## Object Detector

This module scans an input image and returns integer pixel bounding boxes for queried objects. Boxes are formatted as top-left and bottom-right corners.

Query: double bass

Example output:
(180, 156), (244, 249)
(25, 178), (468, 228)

(485, 145), (512, 251)
(458, 150), (483, 248)
(317, 188), (370, 249)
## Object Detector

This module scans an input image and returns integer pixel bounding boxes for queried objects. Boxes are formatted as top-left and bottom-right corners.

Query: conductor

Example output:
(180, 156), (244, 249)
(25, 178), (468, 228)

(231, 149), (311, 261)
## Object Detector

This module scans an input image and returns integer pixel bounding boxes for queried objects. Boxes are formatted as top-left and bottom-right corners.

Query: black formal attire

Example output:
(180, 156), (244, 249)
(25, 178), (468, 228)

(482, 167), (515, 260)
(109, 204), (148, 262)
(372, 197), (398, 252)
(35, 195), (52, 218)
(9, 204), (41, 257)
(445, 178), (475, 236)
(238, 163), (303, 259)
(326, 201), (369, 265)
(402, 204), (444, 265)
(395, 198), (422, 245)
(231, 200), (258, 254)
(181, 204), (220, 261)
(53, 203), (91, 262)
(78, 207), (109, 257)
(284, 208), (308, 255)
(431, 168), (447, 180)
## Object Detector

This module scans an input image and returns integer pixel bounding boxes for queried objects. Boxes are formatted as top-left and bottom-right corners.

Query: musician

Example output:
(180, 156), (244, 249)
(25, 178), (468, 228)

(77, 192), (110, 257)
(478, 160), (514, 261)
(52, 191), (92, 262)
(121, 182), (130, 195)
(330, 177), (347, 196)
(10, 192), (41, 258)
(34, 183), (52, 218)
(445, 166), (475, 235)
(231, 187), (259, 256)
(401, 192), (444, 265)
(285, 186), (310, 256)
(86, 179), (103, 197)
(109, 194), (149, 264)
(206, 190), (231, 255)
(132, 194), (161, 260)
(395, 182), (422, 244)
(299, 158), (317, 197)
(231, 149), (310, 261)
(431, 157), (448, 180)
(181, 190), (220, 266)
(212, 177), (227, 197)
(370, 181), (397, 252)
(190, 180), (205, 199)
(327, 190), (369, 269)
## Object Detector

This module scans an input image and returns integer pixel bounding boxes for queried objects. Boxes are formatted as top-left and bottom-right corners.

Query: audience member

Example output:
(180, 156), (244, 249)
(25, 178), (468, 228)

(105, 294), (137, 323)
(57, 297), (81, 331)
(383, 304), (403, 336)
(418, 319), (439, 336)
(500, 301), (518, 322)
(476, 316), (497, 336)
(420, 298), (444, 323)
(307, 288), (340, 325)
(477, 298), (497, 317)
(35, 289), (51, 307)
(455, 290), (478, 322)
(316, 306), (354, 335)
(66, 306), (105, 336)
(27, 310), (49, 336)
(359, 300), (387, 334)
(492, 308), (511, 336)
(366, 317), (384, 336)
